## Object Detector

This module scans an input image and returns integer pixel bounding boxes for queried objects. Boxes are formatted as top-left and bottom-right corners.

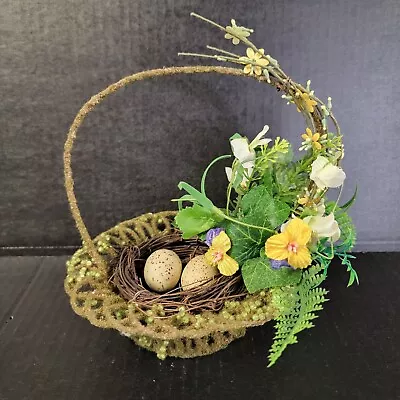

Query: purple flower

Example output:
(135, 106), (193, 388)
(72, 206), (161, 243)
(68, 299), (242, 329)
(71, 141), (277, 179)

(205, 228), (225, 247)
(270, 259), (291, 270)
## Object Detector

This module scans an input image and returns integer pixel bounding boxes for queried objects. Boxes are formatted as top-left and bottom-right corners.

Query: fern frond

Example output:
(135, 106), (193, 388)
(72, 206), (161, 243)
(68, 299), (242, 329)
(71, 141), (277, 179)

(268, 265), (328, 367)
(335, 210), (356, 252)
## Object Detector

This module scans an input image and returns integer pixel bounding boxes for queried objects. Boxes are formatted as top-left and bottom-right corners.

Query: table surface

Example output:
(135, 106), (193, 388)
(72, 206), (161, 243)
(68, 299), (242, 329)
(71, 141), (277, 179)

(0, 253), (399, 400)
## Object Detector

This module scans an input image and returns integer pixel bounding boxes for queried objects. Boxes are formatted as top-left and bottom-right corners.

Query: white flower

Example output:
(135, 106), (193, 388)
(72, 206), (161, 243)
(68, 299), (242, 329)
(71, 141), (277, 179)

(230, 125), (271, 169)
(310, 156), (346, 189)
(303, 213), (341, 242)
(225, 166), (253, 189)
(226, 125), (271, 185)
(281, 212), (341, 243)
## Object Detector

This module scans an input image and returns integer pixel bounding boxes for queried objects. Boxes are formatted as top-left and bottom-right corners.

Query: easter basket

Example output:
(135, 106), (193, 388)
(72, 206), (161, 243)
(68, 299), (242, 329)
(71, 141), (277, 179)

(64, 14), (357, 366)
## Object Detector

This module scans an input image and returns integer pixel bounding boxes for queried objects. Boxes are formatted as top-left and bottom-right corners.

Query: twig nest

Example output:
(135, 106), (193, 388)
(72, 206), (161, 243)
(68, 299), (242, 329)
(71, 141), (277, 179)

(181, 255), (219, 291)
(144, 249), (182, 292)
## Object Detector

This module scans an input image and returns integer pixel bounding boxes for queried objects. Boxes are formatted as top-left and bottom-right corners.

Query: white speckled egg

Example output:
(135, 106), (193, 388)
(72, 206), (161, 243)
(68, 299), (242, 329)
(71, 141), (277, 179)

(144, 249), (182, 293)
(181, 255), (219, 291)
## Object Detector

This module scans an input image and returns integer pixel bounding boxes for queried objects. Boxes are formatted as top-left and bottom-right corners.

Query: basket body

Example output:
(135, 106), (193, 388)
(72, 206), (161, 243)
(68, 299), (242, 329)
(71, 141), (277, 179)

(65, 211), (275, 359)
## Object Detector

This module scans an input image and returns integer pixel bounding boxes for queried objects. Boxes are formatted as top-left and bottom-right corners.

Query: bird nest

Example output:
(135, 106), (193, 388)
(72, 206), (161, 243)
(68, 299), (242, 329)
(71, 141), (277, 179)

(110, 232), (247, 316)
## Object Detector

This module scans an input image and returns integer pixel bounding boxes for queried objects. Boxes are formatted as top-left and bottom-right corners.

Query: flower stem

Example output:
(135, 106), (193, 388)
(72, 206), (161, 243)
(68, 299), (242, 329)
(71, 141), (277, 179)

(206, 45), (241, 59)
(222, 213), (275, 233)
(190, 12), (226, 31)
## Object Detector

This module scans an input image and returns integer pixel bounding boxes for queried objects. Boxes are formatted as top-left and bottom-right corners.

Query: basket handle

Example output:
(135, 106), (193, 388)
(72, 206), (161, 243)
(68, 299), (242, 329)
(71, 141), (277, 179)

(64, 65), (334, 269)
(64, 66), (265, 269)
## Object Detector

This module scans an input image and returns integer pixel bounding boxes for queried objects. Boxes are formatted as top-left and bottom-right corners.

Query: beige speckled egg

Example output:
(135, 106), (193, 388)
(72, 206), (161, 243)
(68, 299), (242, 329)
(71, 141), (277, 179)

(144, 249), (182, 293)
(181, 255), (219, 291)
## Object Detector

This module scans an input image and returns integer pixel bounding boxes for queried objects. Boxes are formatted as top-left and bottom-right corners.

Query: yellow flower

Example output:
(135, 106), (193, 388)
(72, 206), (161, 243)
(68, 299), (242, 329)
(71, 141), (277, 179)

(301, 128), (322, 150)
(240, 48), (269, 76)
(297, 92), (318, 113)
(204, 231), (239, 276)
(265, 218), (312, 269)
(224, 19), (253, 45)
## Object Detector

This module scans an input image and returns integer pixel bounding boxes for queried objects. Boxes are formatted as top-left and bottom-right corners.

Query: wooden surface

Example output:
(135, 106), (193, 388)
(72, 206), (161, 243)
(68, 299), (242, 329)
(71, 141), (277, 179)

(0, 253), (399, 400)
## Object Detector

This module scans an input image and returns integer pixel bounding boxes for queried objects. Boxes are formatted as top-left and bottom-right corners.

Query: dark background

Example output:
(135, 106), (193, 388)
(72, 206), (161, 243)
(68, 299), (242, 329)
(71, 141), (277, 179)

(1, 1), (400, 400)
(1, 0), (400, 253)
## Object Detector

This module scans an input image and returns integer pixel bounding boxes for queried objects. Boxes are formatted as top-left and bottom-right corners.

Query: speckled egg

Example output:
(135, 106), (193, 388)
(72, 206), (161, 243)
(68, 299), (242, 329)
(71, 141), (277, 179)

(144, 249), (182, 293)
(181, 255), (219, 291)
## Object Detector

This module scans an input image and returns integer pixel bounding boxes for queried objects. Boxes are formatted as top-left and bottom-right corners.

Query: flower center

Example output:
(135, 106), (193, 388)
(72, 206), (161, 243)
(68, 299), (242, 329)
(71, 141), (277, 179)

(212, 251), (224, 263)
(287, 242), (298, 253)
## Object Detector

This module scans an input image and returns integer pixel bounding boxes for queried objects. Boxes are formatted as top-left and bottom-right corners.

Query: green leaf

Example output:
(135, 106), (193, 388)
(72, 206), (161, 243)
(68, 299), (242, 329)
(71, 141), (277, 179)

(229, 133), (242, 141)
(268, 265), (329, 367)
(241, 185), (291, 228)
(174, 205), (224, 239)
(225, 222), (270, 263)
(340, 186), (357, 212)
(226, 185), (291, 264)
(242, 257), (302, 293)
(261, 170), (274, 192)
(177, 181), (215, 211)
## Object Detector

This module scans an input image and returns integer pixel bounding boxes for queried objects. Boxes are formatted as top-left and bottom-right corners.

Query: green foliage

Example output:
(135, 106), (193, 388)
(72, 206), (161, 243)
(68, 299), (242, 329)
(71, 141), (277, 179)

(335, 210), (357, 252)
(256, 137), (290, 170)
(175, 205), (224, 239)
(339, 186), (357, 212)
(268, 265), (328, 367)
(273, 160), (309, 204)
(316, 203), (358, 286)
(339, 252), (359, 286)
(225, 185), (291, 264)
(177, 181), (215, 210)
(242, 257), (301, 293)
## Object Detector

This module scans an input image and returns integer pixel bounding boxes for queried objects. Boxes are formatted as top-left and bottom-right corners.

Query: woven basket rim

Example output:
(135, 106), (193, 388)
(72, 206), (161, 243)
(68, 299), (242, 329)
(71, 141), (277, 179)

(65, 211), (276, 341)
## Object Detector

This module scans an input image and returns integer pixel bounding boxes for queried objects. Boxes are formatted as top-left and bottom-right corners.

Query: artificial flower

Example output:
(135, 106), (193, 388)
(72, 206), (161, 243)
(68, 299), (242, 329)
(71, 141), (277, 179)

(204, 231), (239, 276)
(297, 92), (318, 113)
(240, 48), (269, 76)
(226, 125), (271, 186)
(299, 128), (327, 151)
(225, 166), (251, 190)
(297, 191), (326, 214)
(230, 125), (271, 168)
(224, 19), (253, 45)
(205, 228), (225, 247)
(303, 213), (341, 242)
(310, 156), (346, 189)
(265, 218), (312, 269)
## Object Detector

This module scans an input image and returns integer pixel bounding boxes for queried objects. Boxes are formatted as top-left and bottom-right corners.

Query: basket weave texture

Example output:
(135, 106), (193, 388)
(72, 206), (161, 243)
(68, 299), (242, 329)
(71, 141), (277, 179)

(65, 211), (275, 358)
(63, 65), (332, 358)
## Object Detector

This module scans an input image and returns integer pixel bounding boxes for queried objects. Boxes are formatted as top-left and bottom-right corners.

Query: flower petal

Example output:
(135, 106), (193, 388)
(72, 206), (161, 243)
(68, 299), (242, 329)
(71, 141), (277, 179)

(316, 164), (346, 188)
(211, 231), (231, 252)
(310, 156), (331, 188)
(304, 213), (341, 242)
(218, 254), (239, 276)
(265, 232), (290, 260)
(258, 58), (269, 66)
(231, 137), (255, 165)
(243, 64), (252, 74)
(250, 125), (270, 148)
(312, 132), (320, 141)
(287, 246), (311, 269)
(284, 218), (312, 246)
(314, 142), (322, 150)
(254, 66), (262, 76)
(204, 249), (217, 266)
(256, 138), (272, 147)
(246, 47), (255, 58)
(225, 167), (233, 182)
